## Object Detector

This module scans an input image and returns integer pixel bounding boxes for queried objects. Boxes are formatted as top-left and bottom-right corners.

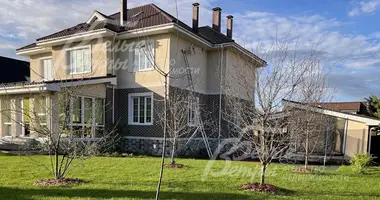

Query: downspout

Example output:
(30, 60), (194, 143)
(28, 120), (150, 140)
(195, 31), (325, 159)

(368, 127), (374, 155)
(112, 86), (115, 124)
(342, 118), (349, 162)
(218, 44), (224, 146)
(111, 33), (117, 124)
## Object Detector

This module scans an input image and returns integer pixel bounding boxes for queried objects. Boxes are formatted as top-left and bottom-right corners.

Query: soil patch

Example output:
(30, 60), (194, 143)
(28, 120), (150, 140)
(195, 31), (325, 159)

(33, 178), (88, 186)
(240, 182), (277, 193)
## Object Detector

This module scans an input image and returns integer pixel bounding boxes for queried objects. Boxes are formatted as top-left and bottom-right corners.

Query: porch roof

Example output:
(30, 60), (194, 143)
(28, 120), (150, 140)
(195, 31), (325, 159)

(0, 76), (116, 95)
(283, 99), (380, 126)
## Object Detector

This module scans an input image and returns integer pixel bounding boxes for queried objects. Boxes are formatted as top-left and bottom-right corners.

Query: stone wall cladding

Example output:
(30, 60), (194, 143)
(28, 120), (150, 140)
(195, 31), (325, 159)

(114, 86), (250, 156)
(114, 87), (164, 137)
(125, 137), (224, 158)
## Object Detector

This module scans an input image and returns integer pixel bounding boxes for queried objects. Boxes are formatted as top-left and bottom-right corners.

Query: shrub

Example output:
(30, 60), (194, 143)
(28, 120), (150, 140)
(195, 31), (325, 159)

(350, 153), (373, 174)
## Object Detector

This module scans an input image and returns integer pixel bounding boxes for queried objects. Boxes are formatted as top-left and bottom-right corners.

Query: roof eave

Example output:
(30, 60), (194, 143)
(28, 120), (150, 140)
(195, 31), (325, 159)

(283, 99), (380, 126)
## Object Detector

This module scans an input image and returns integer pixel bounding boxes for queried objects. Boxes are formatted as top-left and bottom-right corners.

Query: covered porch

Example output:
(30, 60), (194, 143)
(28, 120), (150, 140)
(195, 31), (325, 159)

(0, 77), (116, 141)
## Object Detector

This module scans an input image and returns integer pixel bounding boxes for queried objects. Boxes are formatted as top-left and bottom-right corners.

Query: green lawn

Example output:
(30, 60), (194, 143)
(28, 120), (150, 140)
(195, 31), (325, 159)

(1, 155), (380, 200)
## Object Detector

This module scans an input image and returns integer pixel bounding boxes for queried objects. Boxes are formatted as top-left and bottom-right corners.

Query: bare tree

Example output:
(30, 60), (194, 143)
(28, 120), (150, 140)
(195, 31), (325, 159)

(0, 79), (117, 181)
(223, 36), (333, 186)
(286, 58), (335, 169)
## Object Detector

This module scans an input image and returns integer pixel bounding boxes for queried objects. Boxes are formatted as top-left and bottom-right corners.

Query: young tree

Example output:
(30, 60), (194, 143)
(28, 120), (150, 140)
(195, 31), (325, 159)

(157, 88), (204, 165)
(0, 81), (117, 181)
(287, 60), (334, 169)
(223, 37), (332, 186)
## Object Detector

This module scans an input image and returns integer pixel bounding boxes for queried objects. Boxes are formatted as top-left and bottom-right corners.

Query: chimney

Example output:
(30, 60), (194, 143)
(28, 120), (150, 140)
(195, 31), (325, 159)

(192, 3), (200, 32)
(212, 7), (222, 32)
(120, 0), (127, 26)
(226, 15), (233, 38)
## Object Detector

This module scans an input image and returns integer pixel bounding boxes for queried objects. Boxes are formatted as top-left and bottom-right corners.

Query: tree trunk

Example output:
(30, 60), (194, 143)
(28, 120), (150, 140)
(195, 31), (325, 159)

(156, 75), (168, 200)
(305, 124), (309, 169)
(170, 138), (176, 165)
(260, 164), (267, 186)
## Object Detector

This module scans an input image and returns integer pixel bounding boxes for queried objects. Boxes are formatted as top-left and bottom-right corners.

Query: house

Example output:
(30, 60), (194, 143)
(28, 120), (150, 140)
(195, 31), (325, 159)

(317, 102), (369, 115)
(0, 56), (30, 83)
(284, 100), (380, 161)
(0, 1), (266, 155)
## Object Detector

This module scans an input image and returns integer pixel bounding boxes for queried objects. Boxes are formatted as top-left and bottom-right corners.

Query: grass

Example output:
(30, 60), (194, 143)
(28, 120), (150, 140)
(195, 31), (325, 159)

(1, 155), (380, 200)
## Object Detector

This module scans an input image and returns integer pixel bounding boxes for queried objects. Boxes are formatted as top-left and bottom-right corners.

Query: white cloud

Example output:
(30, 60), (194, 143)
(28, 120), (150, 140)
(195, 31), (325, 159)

(348, 0), (380, 16)
(0, 0), (379, 100)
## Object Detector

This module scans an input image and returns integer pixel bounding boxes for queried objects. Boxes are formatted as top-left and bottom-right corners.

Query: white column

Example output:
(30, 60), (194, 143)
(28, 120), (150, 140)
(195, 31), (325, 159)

(11, 98), (22, 137)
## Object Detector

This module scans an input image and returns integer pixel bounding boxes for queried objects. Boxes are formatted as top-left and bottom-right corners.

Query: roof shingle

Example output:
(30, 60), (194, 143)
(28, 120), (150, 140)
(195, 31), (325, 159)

(17, 3), (262, 64)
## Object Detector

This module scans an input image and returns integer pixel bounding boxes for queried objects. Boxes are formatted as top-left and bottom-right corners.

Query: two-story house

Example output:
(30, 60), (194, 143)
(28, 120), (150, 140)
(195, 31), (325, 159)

(1, 1), (266, 155)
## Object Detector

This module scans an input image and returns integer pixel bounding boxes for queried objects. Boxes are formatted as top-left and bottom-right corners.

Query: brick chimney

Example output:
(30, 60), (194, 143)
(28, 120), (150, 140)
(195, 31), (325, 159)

(226, 15), (233, 38)
(212, 7), (222, 32)
(192, 3), (200, 32)
(120, 0), (127, 27)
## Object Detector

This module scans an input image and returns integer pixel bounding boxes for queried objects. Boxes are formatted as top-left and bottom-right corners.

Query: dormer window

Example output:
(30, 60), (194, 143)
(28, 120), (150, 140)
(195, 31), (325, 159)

(67, 46), (91, 74)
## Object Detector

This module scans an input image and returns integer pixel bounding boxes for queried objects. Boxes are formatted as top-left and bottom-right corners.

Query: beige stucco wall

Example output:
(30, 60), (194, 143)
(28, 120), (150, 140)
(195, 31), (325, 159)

(345, 120), (369, 158)
(29, 39), (111, 82)
(206, 50), (223, 94)
(169, 33), (208, 94)
(115, 34), (170, 96)
(224, 48), (256, 100)
(30, 52), (53, 82)
(52, 39), (110, 80)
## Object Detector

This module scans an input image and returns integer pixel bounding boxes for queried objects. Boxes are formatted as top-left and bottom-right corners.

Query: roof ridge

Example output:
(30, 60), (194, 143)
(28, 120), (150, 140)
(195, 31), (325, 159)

(149, 3), (175, 22)
(107, 3), (156, 18)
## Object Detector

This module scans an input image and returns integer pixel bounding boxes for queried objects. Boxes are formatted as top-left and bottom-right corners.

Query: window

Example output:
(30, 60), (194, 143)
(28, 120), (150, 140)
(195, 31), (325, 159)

(233, 105), (241, 127)
(72, 97), (82, 124)
(34, 96), (47, 126)
(188, 96), (200, 126)
(129, 93), (153, 125)
(131, 41), (154, 72)
(68, 96), (105, 138)
(42, 58), (52, 80)
(68, 47), (91, 74)
(95, 99), (104, 125)
(1, 99), (11, 136)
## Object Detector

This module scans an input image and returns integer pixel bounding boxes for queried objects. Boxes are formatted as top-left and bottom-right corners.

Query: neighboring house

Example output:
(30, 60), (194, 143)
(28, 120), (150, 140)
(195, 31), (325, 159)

(0, 56), (30, 83)
(0, 2), (266, 155)
(284, 100), (380, 161)
(317, 102), (369, 115)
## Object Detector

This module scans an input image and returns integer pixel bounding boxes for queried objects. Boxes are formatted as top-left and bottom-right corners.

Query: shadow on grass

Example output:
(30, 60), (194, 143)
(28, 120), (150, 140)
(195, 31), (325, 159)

(0, 187), (264, 200)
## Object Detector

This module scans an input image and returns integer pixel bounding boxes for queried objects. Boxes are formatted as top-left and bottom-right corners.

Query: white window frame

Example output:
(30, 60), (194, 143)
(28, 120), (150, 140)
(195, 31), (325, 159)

(35, 96), (48, 126)
(188, 96), (200, 127)
(68, 96), (105, 138)
(132, 41), (154, 72)
(66, 45), (92, 75)
(128, 92), (154, 125)
(0, 99), (12, 136)
(40, 56), (53, 81)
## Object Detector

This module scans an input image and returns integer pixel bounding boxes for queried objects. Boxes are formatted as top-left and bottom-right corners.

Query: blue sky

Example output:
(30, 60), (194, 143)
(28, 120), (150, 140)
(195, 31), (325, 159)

(0, 0), (380, 102)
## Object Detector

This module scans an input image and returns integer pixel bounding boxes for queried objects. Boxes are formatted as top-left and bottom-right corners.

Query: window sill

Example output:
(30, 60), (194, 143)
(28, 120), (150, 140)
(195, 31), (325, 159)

(133, 68), (154, 73)
(128, 122), (154, 126)
(69, 71), (92, 75)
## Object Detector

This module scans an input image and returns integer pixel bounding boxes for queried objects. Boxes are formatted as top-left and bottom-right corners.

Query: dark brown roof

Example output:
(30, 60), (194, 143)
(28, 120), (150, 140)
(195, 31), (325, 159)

(17, 3), (264, 64)
(17, 43), (37, 51)
(198, 26), (233, 44)
(317, 102), (364, 111)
